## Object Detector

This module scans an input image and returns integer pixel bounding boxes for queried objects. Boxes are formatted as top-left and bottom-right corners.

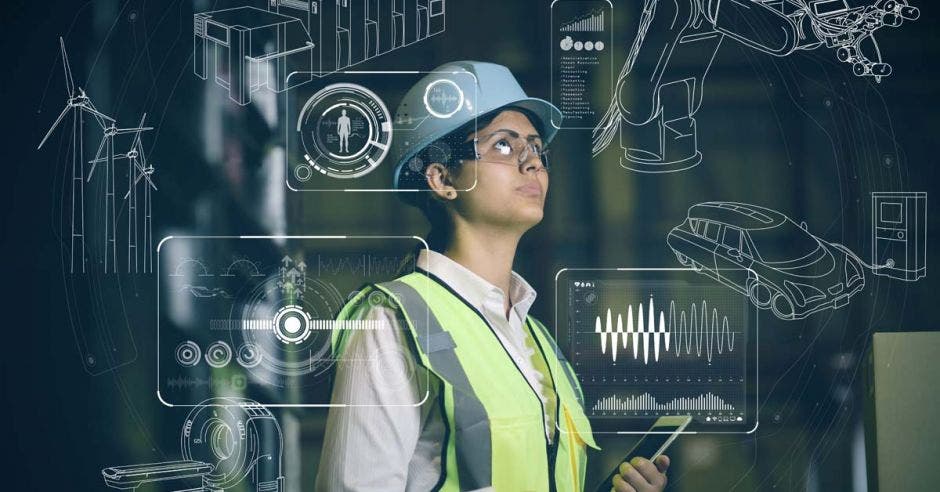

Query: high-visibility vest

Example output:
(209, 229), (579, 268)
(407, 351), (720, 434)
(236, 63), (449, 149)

(333, 271), (600, 491)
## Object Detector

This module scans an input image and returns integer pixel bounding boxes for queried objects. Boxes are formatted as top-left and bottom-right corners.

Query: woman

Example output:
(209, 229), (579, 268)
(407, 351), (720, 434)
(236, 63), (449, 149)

(317, 61), (669, 492)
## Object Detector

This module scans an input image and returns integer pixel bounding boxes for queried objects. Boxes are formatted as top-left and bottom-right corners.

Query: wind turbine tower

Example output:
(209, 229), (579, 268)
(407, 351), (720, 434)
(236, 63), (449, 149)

(37, 37), (114, 273)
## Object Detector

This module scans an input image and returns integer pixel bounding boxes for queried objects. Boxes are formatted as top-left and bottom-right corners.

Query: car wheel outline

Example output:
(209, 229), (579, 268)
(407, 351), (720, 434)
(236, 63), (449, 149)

(747, 279), (774, 310)
(771, 292), (797, 320)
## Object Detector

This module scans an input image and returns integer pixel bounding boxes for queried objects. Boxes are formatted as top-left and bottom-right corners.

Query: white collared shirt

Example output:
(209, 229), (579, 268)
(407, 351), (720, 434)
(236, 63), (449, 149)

(315, 250), (556, 492)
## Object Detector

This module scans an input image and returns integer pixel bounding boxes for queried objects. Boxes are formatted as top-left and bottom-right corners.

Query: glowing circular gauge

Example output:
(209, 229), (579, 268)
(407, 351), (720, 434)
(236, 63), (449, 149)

(297, 83), (392, 179)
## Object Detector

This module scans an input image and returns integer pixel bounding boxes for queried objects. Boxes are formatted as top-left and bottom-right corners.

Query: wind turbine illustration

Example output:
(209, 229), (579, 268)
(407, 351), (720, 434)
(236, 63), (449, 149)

(119, 114), (157, 273)
(87, 117), (152, 274)
(37, 37), (115, 273)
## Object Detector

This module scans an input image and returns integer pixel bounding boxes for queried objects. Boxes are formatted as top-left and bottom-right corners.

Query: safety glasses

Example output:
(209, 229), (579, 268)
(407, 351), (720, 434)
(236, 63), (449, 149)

(454, 130), (550, 173)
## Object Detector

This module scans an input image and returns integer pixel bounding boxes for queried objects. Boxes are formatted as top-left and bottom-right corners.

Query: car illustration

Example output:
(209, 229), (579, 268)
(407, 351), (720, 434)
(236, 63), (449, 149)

(666, 202), (866, 320)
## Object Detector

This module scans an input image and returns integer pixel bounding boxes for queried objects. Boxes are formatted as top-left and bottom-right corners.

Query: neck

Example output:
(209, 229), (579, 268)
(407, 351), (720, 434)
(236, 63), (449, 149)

(443, 219), (523, 315)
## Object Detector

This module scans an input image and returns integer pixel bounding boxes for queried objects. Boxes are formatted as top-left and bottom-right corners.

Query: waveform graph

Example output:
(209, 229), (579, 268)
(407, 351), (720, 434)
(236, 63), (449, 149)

(556, 268), (758, 433)
(594, 296), (738, 364)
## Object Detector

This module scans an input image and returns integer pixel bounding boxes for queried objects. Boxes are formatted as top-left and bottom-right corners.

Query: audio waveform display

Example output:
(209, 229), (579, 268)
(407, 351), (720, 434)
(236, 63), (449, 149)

(593, 392), (736, 412)
(595, 296), (736, 363)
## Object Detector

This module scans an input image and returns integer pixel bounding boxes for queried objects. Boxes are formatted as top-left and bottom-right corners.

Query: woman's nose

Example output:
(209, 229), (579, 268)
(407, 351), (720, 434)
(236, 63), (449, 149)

(520, 155), (545, 174)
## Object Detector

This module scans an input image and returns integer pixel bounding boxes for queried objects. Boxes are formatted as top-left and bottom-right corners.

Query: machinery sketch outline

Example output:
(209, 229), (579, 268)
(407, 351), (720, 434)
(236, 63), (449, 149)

(592, 0), (920, 173)
(194, 0), (447, 106)
(101, 398), (285, 491)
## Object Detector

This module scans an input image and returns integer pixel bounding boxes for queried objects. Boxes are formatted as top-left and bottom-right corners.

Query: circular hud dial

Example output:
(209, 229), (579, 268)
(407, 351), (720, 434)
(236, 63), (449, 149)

(297, 83), (392, 179)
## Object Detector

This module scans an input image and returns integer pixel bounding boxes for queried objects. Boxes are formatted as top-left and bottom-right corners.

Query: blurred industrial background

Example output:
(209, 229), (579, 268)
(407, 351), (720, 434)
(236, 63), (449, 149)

(3, 0), (939, 490)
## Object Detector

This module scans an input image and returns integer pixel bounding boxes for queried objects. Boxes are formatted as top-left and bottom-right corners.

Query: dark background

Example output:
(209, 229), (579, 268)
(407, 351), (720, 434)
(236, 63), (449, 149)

(2, 0), (938, 490)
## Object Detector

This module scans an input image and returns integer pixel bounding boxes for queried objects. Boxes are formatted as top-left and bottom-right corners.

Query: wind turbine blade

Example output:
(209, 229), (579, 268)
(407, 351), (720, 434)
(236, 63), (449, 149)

(37, 105), (71, 149)
(60, 37), (74, 96)
(95, 153), (130, 161)
(114, 126), (153, 135)
(130, 113), (147, 151)
(87, 135), (108, 181)
(80, 103), (115, 126)
(136, 139), (149, 167)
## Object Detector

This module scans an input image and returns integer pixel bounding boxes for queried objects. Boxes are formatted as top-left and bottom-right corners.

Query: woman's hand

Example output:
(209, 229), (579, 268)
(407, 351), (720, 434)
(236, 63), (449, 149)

(611, 455), (670, 492)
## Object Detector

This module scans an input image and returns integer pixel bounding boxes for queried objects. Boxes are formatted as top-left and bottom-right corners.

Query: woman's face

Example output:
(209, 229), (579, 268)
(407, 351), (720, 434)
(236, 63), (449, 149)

(448, 110), (550, 232)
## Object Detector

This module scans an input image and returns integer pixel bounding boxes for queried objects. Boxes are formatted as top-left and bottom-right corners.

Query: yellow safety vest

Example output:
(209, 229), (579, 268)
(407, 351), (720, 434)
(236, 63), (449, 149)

(333, 271), (600, 491)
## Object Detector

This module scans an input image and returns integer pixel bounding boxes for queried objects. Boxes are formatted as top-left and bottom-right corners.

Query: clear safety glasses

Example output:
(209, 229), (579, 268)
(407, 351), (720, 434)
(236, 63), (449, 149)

(456, 130), (550, 173)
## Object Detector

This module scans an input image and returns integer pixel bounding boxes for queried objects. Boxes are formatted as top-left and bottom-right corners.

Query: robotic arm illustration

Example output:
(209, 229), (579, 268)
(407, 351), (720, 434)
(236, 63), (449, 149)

(592, 0), (919, 173)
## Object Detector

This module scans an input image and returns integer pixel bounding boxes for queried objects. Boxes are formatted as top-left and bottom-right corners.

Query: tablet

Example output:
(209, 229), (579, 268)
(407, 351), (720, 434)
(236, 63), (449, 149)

(595, 415), (692, 492)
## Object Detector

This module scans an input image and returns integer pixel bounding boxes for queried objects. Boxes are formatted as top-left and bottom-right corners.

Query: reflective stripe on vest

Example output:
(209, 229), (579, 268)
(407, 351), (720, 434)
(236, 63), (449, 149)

(378, 279), (493, 490)
(358, 271), (599, 491)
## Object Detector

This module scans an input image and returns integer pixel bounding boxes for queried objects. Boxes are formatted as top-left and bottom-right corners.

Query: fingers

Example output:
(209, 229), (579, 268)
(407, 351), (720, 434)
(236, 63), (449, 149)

(628, 457), (668, 490)
(612, 473), (637, 492)
(618, 460), (651, 491)
(654, 454), (670, 473)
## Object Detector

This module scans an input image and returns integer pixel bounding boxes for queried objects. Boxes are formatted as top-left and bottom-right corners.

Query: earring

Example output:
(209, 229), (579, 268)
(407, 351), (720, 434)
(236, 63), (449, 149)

(447, 191), (456, 198)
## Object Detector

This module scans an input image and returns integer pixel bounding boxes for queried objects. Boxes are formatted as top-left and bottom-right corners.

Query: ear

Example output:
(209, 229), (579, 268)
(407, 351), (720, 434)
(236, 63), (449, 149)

(425, 162), (458, 201)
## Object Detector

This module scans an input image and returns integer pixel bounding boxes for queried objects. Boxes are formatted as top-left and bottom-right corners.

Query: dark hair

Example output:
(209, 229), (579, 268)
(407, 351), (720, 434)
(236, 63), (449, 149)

(407, 107), (544, 252)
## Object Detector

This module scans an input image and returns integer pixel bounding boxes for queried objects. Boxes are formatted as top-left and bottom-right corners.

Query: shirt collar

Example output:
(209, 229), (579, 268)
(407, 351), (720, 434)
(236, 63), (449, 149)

(417, 249), (538, 319)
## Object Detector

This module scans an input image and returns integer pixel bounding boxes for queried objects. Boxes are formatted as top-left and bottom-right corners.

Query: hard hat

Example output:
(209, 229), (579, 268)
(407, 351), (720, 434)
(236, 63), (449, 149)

(391, 61), (562, 191)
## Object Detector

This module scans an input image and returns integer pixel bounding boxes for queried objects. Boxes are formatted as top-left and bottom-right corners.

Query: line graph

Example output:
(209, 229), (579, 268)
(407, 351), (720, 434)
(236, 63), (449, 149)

(595, 296), (738, 363)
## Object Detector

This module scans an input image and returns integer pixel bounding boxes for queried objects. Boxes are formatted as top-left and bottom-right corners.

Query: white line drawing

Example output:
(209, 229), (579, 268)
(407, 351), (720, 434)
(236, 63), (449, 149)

(550, 0), (613, 129)
(38, 37), (159, 274)
(87, 119), (152, 273)
(194, 1), (447, 105)
(872, 192), (927, 281)
(37, 37), (115, 273)
(101, 398), (285, 491)
(117, 114), (158, 274)
(220, 257), (265, 277)
(169, 258), (213, 277)
(296, 83), (393, 179)
(236, 343), (264, 368)
(592, 0), (920, 173)
(175, 341), (201, 367)
(205, 340), (233, 368)
(667, 202), (869, 320)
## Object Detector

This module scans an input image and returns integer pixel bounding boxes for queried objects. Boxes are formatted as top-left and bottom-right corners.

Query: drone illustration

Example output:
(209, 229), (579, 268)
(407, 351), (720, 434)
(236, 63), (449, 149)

(592, 0), (920, 173)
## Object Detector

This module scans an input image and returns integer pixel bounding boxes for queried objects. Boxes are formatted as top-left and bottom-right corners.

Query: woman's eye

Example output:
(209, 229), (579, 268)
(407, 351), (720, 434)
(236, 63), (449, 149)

(493, 139), (513, 155)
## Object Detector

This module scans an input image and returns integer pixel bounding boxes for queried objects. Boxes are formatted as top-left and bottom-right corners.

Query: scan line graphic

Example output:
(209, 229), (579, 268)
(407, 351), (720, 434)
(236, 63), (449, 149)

(595, 296), (736, 363)
(208, 319), (387, 331)
(593, 392), (738, 412)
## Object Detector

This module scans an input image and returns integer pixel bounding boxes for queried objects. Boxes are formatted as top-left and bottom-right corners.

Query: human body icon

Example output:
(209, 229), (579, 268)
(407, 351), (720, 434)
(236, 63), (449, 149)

(337, 109), (351, 153)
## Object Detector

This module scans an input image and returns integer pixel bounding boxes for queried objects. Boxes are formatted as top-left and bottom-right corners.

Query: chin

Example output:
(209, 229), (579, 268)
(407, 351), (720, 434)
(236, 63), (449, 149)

(516, 206), (545, 228)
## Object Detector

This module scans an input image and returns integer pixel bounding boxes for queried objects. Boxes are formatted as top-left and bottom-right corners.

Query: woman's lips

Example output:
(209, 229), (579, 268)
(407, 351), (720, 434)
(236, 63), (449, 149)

(516, 182), (543, 198)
